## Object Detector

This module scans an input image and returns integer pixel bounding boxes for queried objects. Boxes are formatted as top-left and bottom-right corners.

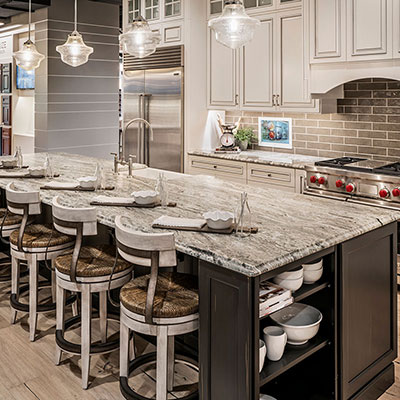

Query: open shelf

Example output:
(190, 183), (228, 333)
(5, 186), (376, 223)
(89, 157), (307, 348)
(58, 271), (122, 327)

(260, 280), (329, 321)
(259, 334), (330, 386)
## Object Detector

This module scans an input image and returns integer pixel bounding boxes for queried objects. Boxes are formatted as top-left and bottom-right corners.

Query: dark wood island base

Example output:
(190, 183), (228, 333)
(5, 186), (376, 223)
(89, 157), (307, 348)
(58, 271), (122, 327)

(199, 223), (398, 400)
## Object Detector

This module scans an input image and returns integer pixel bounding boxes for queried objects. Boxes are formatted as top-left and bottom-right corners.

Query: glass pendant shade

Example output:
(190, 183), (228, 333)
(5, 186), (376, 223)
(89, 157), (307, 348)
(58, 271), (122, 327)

(208, 0), (260, 49)
(56, 31), (94, 67)
(120, 16), (161, 58)
(13, 39), (45, 71)
(12, 0), (45, 71)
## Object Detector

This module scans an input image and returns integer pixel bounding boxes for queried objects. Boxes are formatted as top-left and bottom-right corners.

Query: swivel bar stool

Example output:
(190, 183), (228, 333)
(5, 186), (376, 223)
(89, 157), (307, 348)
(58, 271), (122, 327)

(52, 197), (133, 390)
(6, 182), (75, 341)
(115, 216), (199, 400)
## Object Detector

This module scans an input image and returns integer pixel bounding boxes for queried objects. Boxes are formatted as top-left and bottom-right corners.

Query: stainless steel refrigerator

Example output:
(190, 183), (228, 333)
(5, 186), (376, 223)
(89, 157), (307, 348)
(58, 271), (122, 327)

(122, 67), (183, 173)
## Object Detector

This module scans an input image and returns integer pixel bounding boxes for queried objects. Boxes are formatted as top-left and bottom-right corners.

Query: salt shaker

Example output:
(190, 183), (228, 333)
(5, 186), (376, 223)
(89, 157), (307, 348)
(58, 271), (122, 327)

(44, 154), (53, 178)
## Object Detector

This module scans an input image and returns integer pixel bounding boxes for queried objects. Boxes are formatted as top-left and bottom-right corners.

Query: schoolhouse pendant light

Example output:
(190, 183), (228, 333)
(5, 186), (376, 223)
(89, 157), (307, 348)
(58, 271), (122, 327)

(208, 0), (260, 50)
(13, 0), (45, 71)
(56, 0), (94, 67)
(120, 16), (161, 59)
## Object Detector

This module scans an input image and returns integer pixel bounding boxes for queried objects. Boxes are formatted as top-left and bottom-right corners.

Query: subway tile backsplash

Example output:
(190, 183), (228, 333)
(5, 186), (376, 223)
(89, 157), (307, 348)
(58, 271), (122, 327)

(225, 78), (400, 162)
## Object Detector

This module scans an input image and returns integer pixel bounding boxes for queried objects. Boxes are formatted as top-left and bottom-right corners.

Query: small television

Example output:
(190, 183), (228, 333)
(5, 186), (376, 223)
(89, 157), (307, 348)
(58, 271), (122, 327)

(16, 65), (35, 90)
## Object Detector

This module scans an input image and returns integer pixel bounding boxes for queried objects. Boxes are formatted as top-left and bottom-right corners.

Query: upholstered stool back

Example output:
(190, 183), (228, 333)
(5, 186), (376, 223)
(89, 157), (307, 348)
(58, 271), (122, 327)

(115, 215), (176, 268)
(52, 196), (97, 282)
(6, 182), (41, 216)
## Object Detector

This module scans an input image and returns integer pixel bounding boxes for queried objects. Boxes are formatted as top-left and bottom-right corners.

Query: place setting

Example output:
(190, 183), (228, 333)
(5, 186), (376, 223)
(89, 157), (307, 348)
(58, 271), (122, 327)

(152, 191), (258, 235)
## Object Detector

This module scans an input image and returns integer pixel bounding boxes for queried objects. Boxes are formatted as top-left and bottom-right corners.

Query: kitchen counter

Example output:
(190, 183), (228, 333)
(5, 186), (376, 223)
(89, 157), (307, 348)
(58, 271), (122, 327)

(1, 152), (399, 277)
(188, 149), (324, 169)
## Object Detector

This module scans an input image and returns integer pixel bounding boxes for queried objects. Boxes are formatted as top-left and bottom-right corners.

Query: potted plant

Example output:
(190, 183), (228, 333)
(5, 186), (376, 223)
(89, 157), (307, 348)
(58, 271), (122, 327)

(235, 127), (256, 151)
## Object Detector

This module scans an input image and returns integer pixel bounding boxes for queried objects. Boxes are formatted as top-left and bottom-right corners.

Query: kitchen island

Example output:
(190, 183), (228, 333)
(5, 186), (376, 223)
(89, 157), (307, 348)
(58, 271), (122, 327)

(0, 152), (398, 400)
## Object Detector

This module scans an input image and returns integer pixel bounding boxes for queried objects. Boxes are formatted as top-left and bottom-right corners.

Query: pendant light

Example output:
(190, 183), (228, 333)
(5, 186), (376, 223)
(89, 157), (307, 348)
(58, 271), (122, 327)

(56, 0), (94, 67)
(208, 0), (260, 49)
(13, 0), (45, 71)
(120, 16), (160, 59)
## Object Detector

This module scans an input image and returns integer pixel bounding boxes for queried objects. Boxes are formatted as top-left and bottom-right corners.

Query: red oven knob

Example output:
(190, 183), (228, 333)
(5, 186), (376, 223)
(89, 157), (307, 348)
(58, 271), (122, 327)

(346, 183), (356, 193)
(310, 175), (317, 184)
(318, 177), (327, 185)
(379, 188), (390, 199)
(393, 188), (400, 197)
(336, 179), (344, 188)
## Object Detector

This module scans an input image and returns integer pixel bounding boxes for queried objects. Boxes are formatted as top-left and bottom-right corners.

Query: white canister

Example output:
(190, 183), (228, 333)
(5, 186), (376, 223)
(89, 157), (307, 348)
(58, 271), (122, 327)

(259, 340), (267, 372)
(263, 326), (287, 362)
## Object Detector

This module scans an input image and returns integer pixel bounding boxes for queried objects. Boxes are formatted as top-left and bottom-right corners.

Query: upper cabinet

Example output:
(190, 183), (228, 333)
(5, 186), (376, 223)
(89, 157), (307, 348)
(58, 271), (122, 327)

(209, 0), (301, 16)
(208, 2), (317, 111)
(124, 0), (184, 46)
(309, 0), (397, 63)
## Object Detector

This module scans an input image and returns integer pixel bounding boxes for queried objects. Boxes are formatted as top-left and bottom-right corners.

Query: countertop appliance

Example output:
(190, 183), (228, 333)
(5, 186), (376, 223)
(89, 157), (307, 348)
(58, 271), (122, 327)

(304, 156), (400, 284)
(122, 46), (183, 173)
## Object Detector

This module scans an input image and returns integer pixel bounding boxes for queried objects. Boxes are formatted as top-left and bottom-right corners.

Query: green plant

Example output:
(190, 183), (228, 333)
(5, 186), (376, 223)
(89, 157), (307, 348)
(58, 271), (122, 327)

(235, 127), (256, 143)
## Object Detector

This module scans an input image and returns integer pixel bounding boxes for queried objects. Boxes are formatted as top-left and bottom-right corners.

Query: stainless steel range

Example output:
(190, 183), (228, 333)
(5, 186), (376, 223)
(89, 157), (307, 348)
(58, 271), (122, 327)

(305, 157), (400, 210)
(305, 156), (400, 285)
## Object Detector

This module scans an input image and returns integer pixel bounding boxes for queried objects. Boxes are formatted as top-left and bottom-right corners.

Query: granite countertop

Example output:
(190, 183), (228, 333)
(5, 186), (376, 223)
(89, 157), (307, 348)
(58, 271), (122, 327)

(188, 149), (325, 169)
(0, 152), (399, 277)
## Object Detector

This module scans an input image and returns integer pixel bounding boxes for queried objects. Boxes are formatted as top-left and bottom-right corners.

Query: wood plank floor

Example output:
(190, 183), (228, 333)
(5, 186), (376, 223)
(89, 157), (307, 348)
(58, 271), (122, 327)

(0, 274), (398, 399)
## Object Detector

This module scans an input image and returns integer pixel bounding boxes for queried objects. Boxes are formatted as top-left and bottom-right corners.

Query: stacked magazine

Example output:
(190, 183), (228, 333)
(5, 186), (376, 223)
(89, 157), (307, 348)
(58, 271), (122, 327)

(259, 282), (294, 318)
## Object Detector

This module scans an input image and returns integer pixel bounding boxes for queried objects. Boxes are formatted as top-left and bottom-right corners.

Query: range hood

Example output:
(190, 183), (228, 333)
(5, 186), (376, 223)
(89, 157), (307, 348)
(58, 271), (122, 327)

(0, 0), (50, 21)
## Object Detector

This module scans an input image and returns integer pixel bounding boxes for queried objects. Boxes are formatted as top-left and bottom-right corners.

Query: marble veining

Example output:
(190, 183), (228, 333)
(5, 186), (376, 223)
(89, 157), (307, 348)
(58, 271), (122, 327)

(1, 152), (399, 277)
(188, 149), (325, 169)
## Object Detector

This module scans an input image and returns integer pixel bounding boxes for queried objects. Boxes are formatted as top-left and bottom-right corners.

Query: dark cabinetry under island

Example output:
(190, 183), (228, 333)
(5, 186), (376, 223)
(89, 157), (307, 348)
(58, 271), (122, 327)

(200, 222), (398, 400)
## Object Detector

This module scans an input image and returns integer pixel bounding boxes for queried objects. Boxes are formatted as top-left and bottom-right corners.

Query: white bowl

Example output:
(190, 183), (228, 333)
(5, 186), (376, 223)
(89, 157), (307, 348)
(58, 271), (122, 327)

(259, 340), (266, 373)
(303, 259), (323, 271)
(273, 276), (303, 292)
(2, 159), (17, 168)
(276, 266), (303, 280)
(29, 167), (46, 177)
(77, 176), (98, 189)
(270, 303), (323, 345)
(260, 396), (277, 400)
(132, 190), (159, 205)
(202, 210), (234, 230)
(303, 267), (323, 284)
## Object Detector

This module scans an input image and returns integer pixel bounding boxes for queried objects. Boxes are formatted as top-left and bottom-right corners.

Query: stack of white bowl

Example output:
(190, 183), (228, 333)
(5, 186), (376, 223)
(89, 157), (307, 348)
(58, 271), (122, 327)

(302, 259), (323, 284)
(273, 266), (303, 292)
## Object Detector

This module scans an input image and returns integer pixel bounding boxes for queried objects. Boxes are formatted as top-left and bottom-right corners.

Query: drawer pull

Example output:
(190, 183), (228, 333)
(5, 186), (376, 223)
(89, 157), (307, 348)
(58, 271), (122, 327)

(267, 173), (272, 177)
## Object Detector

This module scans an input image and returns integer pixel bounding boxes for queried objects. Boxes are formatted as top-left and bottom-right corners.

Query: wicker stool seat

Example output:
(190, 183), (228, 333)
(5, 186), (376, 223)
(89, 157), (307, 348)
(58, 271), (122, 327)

(0, 209), (22, 226)
(10, 224), (73, 249)
(55, 245), (131, 278)
(120, 273), (198, 319)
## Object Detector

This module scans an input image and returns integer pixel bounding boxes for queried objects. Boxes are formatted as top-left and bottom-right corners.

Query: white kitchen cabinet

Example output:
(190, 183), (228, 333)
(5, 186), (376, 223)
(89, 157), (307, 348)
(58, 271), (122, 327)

(309, 0), (346, 63)
(347, 0), (393, 61)
(393, 0), (400, 57)
(207, 30), (239, 108)
(208, 5), (317, 111)
(240, 16), (275, 110)
(277, 10), (315, 110)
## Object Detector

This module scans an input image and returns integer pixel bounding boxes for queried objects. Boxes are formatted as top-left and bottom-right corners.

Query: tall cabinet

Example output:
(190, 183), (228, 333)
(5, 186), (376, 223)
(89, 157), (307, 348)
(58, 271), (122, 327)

(207, 0), (317, 112)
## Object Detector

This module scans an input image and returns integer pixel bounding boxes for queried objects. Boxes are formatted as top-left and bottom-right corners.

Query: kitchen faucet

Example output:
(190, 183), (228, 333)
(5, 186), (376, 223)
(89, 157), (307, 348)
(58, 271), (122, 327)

(112, 118), (154, 175)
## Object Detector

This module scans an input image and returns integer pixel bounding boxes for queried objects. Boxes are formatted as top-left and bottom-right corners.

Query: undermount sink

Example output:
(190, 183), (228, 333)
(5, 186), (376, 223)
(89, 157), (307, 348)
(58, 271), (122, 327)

(132, 167), (186, 180)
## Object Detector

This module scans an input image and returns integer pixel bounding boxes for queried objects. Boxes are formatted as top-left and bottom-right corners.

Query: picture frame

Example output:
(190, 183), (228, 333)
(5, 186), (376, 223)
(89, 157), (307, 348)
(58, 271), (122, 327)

(258, 117), (293, 149)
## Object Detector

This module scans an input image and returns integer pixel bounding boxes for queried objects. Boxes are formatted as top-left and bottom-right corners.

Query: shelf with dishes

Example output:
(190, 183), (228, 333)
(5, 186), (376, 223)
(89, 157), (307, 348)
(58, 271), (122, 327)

(256, 249), (336, 399)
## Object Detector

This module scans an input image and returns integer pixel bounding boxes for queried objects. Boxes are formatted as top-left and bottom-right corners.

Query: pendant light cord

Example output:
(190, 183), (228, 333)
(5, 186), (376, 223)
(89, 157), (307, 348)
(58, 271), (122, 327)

(28, 0), (31, 41)
(75, 0), (78, 32)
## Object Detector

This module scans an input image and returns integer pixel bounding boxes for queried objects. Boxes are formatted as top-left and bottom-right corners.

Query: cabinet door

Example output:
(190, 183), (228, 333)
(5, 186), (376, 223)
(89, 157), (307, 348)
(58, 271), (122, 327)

(2, 127), (11, 156)
(276, 11), (315, 110)
(340, 223), (397, 399)
(240, 17), (275, 110)
(310, 0), (346, 63)
(393, 0), (400, 58)
(347, 0), (393, 60)
(207, 29), (238, 108)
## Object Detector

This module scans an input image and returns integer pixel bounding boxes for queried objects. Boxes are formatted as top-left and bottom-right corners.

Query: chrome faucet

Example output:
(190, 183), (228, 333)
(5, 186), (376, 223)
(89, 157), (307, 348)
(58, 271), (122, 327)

(112, 118), (154, 175)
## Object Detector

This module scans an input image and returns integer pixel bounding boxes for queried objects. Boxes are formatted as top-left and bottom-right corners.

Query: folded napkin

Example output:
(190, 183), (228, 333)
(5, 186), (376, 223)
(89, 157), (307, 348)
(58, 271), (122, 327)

(43, 181), (79, 189)
(92, 195), (135, 205)
(153, 215), (206, 229)
(0, 171), (30, 178)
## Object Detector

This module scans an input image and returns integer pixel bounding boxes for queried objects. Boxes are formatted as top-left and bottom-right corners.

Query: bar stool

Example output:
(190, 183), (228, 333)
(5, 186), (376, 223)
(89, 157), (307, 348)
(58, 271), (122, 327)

(52, 196), (134, 390)
(0, 208), (24, 282)
(6, 182), (76, 341)
(115, 216), (199, 400)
